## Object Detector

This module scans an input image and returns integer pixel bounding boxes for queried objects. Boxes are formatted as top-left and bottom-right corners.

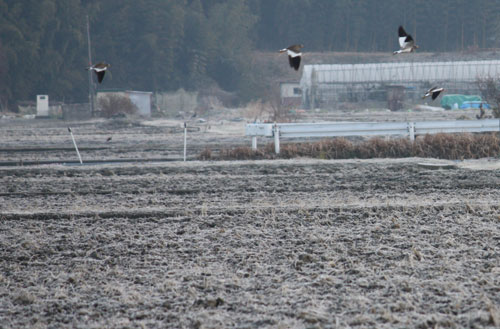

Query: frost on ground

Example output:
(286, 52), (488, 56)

(0, 158), (499, 328)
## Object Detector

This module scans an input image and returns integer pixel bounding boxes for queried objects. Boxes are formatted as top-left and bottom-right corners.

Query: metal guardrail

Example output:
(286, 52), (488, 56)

(246, 119), (500, 154)
(414, 119), (500, 134)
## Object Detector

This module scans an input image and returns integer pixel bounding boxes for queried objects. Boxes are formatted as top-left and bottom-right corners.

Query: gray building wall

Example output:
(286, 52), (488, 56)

(155, 89), (199, 116)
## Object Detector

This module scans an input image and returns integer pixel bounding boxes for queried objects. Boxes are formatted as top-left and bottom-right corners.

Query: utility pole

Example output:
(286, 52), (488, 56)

(86, 15), (95, 117)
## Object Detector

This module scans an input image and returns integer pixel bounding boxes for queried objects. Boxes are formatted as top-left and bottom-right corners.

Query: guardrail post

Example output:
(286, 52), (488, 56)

(408, 122), (415, 141)
(274, 123), (280, 154)
(251, 137), (257, 151)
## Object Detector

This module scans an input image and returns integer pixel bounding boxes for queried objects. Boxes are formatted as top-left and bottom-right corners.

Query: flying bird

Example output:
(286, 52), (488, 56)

(393, 26), (418, 54)
(279, 44), (303, 71)
(87, 62), (111, 83)
(422, 87), (445, 100)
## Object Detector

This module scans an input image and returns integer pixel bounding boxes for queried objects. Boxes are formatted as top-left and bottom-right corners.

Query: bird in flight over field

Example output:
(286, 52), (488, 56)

(279, 44), (303, 71)
(393, 26), (418, 54)
(87, 62), (111, 83)
(422, 86), (445, 100)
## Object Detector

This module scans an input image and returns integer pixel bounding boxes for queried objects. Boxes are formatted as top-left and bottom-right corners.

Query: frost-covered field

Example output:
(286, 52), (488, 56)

(0, 116), (499, 328)
(1, 158), (499, 328)
(0, 106), (490, 164)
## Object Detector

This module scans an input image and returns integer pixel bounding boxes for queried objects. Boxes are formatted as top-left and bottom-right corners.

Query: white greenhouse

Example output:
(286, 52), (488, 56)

(300, 60), (500, 108)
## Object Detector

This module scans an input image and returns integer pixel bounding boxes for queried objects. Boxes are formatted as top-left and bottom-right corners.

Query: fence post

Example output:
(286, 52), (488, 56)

(408, 122), (415, 141)
(183, 122), (187, 162)
(68, 127), (83, 164)
(251, 137), (257, 151)
(274, 123), (280, 154)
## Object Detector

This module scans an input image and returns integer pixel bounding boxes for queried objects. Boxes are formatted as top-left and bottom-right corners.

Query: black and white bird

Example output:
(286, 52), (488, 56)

(422, 86), (445, 100)
(279, 44), (303, 71)
(393, 26), (418, 54)
(87, 62), (111, 83)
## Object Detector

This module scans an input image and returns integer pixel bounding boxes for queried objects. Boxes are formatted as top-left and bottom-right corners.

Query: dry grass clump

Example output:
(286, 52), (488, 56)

(199, 147), (212, 160)
(356, 137), (413, 159)
(203, 133), (500, 160)
(208, 146), (270, 160)
(279, 138), (355, 159)
(414, 133), (500, 159)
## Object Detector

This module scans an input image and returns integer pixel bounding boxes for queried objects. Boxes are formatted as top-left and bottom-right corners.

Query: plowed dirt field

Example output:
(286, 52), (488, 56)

(0, 116), (499, 328)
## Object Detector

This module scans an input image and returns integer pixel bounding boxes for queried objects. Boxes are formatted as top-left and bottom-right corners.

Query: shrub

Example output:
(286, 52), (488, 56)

(98, 95), (138, 118)
(476, 76), (500, 118)
(199, 147), (212, 160)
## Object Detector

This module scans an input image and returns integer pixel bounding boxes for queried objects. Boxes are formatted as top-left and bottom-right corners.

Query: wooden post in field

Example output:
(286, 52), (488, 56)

(183, 122), (187, 162)
(252, 137), (257, 151)
(68, 127), (83, 164)
(274, 123), (280, 154)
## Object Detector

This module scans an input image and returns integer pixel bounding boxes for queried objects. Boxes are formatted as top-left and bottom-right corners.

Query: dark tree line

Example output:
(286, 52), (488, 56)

(2, 0), (500, 110)
(254, 0), (500, 53)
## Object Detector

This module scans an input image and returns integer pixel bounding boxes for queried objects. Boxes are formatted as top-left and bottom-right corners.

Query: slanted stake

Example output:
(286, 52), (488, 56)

(68, 127), (83, 164)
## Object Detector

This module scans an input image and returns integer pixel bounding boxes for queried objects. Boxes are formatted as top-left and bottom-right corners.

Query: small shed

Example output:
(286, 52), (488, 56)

(36, 95), (49, 117)
(280, 82), (302, 107)
(97, 90), (152, 117)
